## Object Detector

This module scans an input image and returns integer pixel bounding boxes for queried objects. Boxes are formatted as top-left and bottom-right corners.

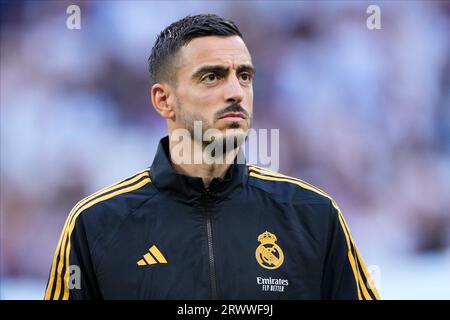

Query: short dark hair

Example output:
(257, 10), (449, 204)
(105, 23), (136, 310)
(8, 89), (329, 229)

(148, 14), (243, 86)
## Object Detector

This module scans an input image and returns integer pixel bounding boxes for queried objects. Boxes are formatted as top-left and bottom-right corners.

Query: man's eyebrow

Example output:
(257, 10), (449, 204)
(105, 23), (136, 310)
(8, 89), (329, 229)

(191, 64), (256, 80)
(191, 65), (229, 80)
(237, 64), (255, 75)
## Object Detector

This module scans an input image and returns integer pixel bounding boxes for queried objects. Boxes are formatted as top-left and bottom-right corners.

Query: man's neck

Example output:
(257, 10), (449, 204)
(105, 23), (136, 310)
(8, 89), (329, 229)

(168, 138), (238, 187)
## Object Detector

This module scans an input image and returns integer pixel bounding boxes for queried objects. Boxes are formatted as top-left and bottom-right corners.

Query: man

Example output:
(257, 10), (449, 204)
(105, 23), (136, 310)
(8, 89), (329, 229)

(44, 14), (379, 300)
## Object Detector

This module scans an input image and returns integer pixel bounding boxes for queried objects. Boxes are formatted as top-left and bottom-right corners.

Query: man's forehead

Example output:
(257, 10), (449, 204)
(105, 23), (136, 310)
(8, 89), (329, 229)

(178, 36), (252, 70)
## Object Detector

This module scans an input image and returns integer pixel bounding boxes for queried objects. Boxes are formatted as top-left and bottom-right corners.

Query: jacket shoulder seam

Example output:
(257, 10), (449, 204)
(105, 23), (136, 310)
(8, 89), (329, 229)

(247, 164), (335, 203)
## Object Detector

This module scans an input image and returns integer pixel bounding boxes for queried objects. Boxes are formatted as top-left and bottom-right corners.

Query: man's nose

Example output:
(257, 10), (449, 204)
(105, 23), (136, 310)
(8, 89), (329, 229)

(224, 74), (245, 103)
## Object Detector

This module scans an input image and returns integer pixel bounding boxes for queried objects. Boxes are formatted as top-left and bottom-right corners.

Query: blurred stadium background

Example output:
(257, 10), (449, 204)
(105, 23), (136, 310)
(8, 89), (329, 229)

(1, 0), (449, 299)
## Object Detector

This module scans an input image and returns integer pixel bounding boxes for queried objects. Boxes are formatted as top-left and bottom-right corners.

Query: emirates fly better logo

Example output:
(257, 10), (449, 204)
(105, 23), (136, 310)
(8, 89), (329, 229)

(255, 231), (289, 293)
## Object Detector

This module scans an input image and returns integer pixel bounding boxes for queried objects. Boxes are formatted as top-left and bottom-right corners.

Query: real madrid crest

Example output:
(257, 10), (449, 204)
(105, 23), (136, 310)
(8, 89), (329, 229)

(255, 231), (284, 270)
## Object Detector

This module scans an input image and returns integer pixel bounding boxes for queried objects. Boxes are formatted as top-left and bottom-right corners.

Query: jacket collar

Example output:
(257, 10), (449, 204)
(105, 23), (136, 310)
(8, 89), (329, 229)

(150, 136), (248, 202)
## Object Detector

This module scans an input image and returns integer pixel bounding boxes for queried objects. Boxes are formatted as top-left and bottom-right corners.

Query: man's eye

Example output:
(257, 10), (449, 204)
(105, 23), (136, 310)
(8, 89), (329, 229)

(202, 73), (217, 83)
(239, 72), (252, 83)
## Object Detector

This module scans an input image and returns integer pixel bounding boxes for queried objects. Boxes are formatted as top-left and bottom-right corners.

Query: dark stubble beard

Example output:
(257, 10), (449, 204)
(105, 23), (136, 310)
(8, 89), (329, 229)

(176, 98), (251, 155)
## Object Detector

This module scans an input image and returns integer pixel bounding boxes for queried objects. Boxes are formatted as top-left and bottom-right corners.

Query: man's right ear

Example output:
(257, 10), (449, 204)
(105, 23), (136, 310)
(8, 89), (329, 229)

(151, 83), (176, 121)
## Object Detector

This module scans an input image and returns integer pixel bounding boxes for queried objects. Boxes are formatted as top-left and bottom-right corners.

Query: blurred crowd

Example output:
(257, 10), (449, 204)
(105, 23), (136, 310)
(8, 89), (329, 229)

(1, 1), (449, 298)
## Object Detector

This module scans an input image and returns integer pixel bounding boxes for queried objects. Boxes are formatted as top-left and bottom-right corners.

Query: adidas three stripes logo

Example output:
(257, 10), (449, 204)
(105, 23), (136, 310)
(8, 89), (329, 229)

(137, 245), (168, 266)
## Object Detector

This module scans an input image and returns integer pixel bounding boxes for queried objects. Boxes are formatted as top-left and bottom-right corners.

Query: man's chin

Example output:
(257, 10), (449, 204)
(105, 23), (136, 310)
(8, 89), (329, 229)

(218, 129), (247, 150)
(218, 122), (247, 133)
(223, 126), (245, 134)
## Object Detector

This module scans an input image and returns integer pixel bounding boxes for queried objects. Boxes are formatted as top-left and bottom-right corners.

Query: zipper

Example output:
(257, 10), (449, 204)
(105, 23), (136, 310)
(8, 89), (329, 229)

(203, 187), (218, 300)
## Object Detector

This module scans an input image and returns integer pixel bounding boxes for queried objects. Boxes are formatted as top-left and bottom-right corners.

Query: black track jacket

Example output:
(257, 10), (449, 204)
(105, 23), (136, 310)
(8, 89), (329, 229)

(44, 136), (379, 300)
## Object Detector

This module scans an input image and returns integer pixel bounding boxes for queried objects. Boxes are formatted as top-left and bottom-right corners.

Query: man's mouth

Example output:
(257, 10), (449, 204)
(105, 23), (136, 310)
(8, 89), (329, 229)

(218, 112), (246, 121)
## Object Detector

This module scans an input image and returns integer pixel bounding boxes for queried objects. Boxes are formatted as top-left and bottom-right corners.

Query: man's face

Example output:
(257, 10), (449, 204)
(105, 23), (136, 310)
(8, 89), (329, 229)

(170, 35), (254, 148)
